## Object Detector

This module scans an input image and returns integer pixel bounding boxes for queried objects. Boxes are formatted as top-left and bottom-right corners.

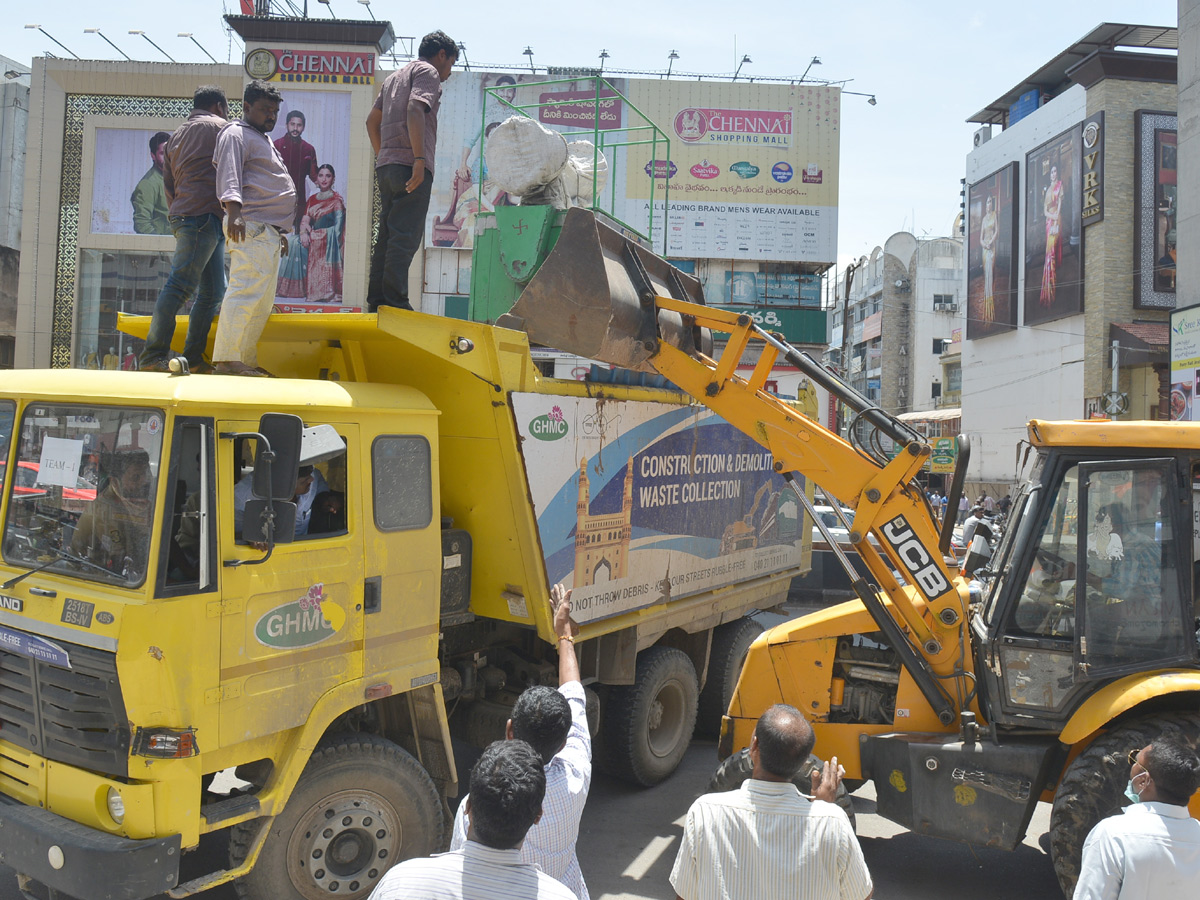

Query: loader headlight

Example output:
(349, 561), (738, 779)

(106, 787), (125, 825)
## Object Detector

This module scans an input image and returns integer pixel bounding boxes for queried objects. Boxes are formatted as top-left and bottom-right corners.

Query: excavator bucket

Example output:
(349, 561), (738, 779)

(497, 207), (710, 371)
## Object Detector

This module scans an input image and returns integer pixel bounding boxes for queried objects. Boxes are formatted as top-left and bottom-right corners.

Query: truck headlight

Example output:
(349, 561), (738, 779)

(106, 787), (125, 825)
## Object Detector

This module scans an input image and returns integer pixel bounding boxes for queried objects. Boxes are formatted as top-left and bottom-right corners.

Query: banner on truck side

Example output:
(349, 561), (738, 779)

(513, 394), (807, 624)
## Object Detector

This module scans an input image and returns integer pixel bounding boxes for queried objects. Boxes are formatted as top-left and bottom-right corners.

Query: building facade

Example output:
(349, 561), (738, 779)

(962, 24), (1178, 488)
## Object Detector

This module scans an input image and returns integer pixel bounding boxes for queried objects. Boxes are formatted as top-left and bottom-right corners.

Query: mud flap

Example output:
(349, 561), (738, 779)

(498, 207), (710, 371)
(861, 732), (1057, 850)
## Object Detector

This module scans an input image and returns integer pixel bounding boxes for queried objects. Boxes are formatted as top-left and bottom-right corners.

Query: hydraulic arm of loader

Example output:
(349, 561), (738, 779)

(506, 229), (973, 723)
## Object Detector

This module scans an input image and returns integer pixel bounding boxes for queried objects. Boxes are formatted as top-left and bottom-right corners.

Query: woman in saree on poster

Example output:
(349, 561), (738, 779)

(1039, 165), (1064, 305)
(299, 164), (346, 302)
(980, 194), (998, 323)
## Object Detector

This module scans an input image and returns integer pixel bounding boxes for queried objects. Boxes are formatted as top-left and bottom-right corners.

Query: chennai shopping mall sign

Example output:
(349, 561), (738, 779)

(245, 48), (375, 84)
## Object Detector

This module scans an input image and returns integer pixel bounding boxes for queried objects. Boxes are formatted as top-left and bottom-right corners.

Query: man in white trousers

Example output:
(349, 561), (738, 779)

(211, 79), (296, 377)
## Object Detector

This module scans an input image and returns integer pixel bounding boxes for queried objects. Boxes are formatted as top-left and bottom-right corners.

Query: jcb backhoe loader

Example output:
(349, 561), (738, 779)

(508, 206), (1200, 897)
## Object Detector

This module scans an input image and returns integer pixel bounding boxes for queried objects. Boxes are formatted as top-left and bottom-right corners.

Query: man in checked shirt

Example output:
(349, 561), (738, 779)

(451, 583), (591, 900)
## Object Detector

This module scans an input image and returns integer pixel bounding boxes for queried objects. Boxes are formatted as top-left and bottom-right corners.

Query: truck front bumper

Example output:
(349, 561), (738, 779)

(0, 796), (181, 900)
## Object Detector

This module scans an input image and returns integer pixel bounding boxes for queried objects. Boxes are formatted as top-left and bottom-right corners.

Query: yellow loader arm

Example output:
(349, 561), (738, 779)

(503, 216), (972, 725)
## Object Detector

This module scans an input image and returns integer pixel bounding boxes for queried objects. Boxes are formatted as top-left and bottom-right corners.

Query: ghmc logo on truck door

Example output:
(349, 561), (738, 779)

(881, 516), (952, 600)
(254, 584), (347, 649)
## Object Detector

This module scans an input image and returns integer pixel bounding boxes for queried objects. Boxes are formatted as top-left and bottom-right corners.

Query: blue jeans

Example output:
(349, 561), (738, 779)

(141, 213), (226, 366)
(367, 164), (433, 312)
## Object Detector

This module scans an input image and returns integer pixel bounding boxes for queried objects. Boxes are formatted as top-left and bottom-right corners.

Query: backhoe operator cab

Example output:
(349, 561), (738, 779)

(727, 426), (1199, 896)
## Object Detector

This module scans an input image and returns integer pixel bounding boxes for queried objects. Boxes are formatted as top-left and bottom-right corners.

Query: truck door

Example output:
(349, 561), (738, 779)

(216, 420), (363, 746)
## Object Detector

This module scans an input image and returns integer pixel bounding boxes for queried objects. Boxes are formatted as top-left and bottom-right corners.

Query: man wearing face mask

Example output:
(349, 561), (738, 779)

(1073, 735), (1200, 900)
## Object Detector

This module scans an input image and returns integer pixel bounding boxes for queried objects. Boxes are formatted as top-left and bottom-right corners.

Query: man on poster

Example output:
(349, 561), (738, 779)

(365, 29), (457, 312)
(131, 131), (172, 235)
(274, 110), (319, 232)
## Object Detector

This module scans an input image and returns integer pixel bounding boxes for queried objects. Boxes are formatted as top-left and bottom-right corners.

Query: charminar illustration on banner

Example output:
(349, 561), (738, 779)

(513, 394), (806, 624)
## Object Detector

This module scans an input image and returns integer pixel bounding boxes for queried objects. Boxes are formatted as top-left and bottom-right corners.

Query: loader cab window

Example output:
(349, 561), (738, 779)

(232, 431), (349, 543)
(1072, 462), (1191, 675)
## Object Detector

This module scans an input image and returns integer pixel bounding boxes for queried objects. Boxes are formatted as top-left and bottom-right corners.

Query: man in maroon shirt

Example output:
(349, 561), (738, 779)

(139, 85), (228, 372)
(365, 30), (457, 312)
(274, 110), (318, 232)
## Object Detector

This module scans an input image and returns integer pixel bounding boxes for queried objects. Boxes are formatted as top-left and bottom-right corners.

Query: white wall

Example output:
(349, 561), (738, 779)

(912, 237), (962, 413)
(962, 86), (1088, 485)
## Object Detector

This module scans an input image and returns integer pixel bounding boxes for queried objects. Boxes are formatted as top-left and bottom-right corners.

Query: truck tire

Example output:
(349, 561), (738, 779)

(230, 733), (442, 900)
(601, 646), (699, 787)
(696, 617), (764, 737)
(708, 747), (856, 831)
(1048, 711), (1200, 898)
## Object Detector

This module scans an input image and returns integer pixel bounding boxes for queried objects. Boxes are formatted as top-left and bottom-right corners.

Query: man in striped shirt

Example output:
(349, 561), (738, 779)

(670, 705), (873, 900)
(451, 583), (591, 899)
(368, 740), (575, 900)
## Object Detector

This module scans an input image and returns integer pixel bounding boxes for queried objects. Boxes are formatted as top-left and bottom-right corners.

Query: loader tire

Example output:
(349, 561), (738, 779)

(708, 747), (857, 831)
(230, 733), (442, 900)
(1048, 711), (1200, 898)
(601, 646), (698, 787)
(696, 617), (764, 737)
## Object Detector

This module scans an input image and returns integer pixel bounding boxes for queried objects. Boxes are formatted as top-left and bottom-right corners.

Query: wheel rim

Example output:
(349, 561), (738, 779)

(647, 678), (687, 758)
(285, 789), (402, 900)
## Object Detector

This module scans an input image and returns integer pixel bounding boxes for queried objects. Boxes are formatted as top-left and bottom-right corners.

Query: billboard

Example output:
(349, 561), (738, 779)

(266, 89), (354, 311)
(966, 162), (1018, 340)
(91, 128), (174, 236)
(1024, 125), (1083, 326)
(512, 394), (806, 624)
(1134, 111), (1179, 309)
(425, 74), (839, 264)
(1169, 306), (1200, 421)
(626, 81), (839, 263)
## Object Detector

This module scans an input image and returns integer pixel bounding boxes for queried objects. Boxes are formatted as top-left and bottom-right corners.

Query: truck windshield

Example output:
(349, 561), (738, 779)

(2, 405), (164, 588)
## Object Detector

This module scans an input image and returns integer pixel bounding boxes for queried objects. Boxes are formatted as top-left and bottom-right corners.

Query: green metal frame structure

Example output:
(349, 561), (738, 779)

(480, 76), (670, 254)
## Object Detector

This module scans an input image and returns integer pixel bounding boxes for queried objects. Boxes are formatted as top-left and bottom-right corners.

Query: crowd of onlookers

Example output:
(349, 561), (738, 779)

(362, 583), (1200, 900)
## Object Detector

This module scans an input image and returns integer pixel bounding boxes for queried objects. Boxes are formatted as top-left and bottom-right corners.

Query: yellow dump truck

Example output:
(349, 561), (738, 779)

(0, 213), (812, 900)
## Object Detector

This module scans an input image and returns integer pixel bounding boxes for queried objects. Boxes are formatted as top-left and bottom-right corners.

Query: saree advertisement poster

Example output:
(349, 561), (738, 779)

(512, 394), (806, 624)
(624, 81), (840, 264)
(427, 72), (629, 251)
(1024, 125), (1083, 326)
(966, 162), (1018, 340)
(267, 89), (354, 312)
(1134, 111), (1179, 310)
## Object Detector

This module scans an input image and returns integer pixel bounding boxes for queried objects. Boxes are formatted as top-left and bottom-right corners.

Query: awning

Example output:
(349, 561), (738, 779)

(896, 408), (961, 423)
(1110, 322), (1168, 365)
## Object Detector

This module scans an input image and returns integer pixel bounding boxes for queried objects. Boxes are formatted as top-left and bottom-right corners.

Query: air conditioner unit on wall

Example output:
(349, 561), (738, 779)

(973, 126), (992, 148)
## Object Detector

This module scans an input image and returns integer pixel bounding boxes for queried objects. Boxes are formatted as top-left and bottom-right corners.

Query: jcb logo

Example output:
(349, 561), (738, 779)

(881, 516), (951, 600)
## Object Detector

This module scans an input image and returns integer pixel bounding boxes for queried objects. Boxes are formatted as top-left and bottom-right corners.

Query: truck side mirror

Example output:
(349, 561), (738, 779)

(253, 414), (303, 501)
(242, 498), (298, 545)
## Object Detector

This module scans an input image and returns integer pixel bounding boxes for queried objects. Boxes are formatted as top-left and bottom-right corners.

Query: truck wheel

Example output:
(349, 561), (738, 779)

(708, 748), (856, 831)
(230, 733), (442, 900)
(602, 646), (698, 787)
(696, 617), (764, 737)
(1048, 711), (1199, 898)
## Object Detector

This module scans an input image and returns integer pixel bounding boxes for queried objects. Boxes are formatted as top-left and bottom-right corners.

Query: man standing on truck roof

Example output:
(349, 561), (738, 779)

(369, 740), (576, 900)
(140, 86), (229, 374)
(670, 704), (873, 900)
(365, 30), (457, 313)
(450, 583), (592, 900)
(211, 79), (296, 377)
(1073, 736), (1200, 900)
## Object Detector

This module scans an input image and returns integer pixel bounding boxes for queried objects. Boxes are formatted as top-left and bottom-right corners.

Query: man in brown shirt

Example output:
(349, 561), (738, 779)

(140, 85), (229, 372)
(365, 30), (457, 312)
